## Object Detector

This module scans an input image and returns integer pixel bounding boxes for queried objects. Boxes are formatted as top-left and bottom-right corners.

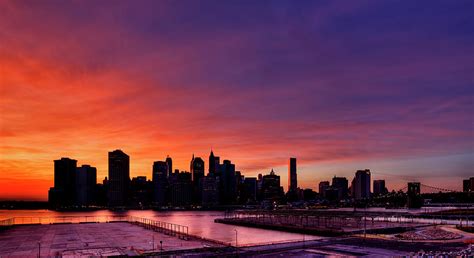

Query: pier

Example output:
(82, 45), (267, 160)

(0, 216), (226, 256)
(215, 210), (432, 236)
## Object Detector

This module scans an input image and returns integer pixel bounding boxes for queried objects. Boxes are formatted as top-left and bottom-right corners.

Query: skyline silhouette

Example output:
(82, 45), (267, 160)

(1, 1), (473, 200)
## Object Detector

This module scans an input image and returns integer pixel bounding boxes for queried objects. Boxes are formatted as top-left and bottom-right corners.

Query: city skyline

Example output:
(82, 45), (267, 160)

(1, 1), (473, 201)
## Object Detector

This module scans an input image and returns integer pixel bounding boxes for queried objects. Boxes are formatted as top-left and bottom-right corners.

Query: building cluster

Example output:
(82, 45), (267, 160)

(49, 150), (289, 209)
(48, 149), (470, 209)
(317, 169), (388, 203)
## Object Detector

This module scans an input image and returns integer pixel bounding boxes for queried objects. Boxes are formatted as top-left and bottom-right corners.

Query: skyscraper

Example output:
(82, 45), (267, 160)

(351, 169), (371, 200)
(331, 176), (348, 200)
(108, 149), (130, 207)
(209, 150), (215, 175)
(191, 156), (205, 204)
(261, 169), (283, 201)
(220, 159), (237, 204)
(49, 157), (77, 208)
(288, 158), (297, 193)
(75, 165), (97, 206)
(153, 160), (168, 206)
(373, 179), (387, 196)
(464, 179), (471, 192)
(165, 156), (172, 177)
(169, 171), (192, 207)
(318, 181), (330, 198)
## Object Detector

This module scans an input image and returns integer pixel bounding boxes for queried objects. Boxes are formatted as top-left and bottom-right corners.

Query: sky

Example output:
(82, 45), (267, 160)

(0, 0), (473, 200)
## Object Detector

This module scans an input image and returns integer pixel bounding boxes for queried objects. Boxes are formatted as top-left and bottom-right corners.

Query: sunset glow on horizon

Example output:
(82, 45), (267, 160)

(1, 1), (473, 201)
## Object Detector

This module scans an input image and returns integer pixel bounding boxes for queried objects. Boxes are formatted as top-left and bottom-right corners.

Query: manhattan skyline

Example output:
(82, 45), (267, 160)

(1, 1), (473, 200)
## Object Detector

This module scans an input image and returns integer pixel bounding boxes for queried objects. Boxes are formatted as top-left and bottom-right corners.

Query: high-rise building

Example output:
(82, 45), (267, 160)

(288, 158), (297, 193)
(49, 157), (78, 208)
(169, 171), (192, 207)
(75, 165), (97, 206)
(191, 157), (205, 183)
(153, 161), (168, 206)
(191, 156), (205, 204)
(220, 160), (237, 204)
(165, 156), (172, 177)
(243, 177), (257, 203)
(373, 180), (387, 196)
(209, 150), (215, 175)
(130, 176), (153, 207)
(331, 176), (348, 200)
(471, 177), (474, 192)
(201, 175), (219, 207)
(464, 179), (471, 192)
(351, 169), (371, 200)
(108, 149), (130, 207)
(318, 181), (330, 198)
(261, 169), (283, 201)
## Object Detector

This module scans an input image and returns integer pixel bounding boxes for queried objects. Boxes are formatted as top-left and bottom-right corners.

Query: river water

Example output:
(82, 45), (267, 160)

(0, 210), (320, 245)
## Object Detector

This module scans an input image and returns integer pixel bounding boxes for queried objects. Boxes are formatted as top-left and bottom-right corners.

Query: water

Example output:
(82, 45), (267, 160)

(0, 210), (321, 245)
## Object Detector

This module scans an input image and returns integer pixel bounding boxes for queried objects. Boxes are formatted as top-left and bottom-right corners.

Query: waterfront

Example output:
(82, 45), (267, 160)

(0, 210), (321, 246)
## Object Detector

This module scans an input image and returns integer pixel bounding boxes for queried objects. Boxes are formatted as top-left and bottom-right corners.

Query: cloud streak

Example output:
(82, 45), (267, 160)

(0, 0), (472, 199)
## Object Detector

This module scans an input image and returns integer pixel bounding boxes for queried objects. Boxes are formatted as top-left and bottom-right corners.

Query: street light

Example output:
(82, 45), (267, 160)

(234, 229), (238, 247)
(160, 240), (163, 254)
(37, 241), (41, 258)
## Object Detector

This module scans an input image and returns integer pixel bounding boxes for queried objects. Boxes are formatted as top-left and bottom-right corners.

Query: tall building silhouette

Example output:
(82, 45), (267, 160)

(165, 156), (172, 177)
(208, 150), (220, 176)
(288, 158), (297, 193)
(49, 157), (77, 208)
(262, 169), (283, 201)
(191, 156), (205, 204)
(169, 170), (192, 207)
(76, 165), (97, 206)
(153, 160), (168, 206)
(220, 160), (237, 204)
(108, 149), (130, 207)
(351, 169), (371, 200)
(331, 176), (348, 200)
(318, 181), (330, 198)
(373, 179), (387, 196)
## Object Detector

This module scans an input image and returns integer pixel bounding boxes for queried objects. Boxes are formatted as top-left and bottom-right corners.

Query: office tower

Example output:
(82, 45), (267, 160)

(165, 156), (172, 177)
(373, 180), (387, 196)
(49, 157), (77, 208)
(169, 171), (192, 207)
(220, 160), (237, 204)
(209, 150), (215, 175)
(190, 156), (205, 204)
(288, 158), (297, 193)
(464, 179), (471, 192)
(108, 149), (130, 207)
(75, 165), (97, 206)
(130, 176), (153, 208)
(243, 177), (257, 203)
(471, 177), (474, 192)
(407, 182), (422, 208)
(318, 181), (330, 198)
(331, 176), (348, 200)
(303, 188), (316, 201)
(153, 161), (168, 206)
(201, 175), (219, 207)
(351, 169), (371, 200)
(257, 173), (263, 201)
(191, 157), (205, 183)
(261, 169), (283, 201)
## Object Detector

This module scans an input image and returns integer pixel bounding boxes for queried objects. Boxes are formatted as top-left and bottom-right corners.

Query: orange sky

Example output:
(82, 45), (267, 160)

(1, 1), (472, 200)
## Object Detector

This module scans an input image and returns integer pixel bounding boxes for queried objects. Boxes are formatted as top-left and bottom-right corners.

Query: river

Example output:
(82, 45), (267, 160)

(0, 210), (321, 245)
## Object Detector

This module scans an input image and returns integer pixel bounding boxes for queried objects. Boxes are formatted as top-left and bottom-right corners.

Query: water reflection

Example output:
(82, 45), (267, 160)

(0, 210), (320, 245)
